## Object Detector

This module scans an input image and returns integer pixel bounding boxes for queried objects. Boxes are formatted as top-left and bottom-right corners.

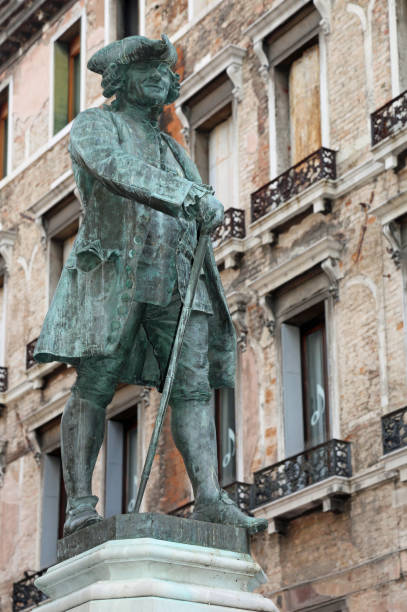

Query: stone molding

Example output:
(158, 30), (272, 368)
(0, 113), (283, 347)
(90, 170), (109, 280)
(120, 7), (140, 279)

(371, 189), (407, 267)
(246, 0), (331, 70)
(245, 0), (315, 45)
(28, 170), (75, 219)
(253, 452), (406, 535)
(248, 179), (336, 246)
(248, 236), (343, 298)
(0, 228), (17, 272)
(213, 236), (246, 269)
(176, 45), (246, 108)
(36, 537), (278, 612)
(372, 121), (407, 171)
(371, 189), (407, 226)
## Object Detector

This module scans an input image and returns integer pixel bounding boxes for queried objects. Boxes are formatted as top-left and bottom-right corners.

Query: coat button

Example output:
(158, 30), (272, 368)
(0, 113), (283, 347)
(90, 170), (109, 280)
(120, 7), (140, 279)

(117, 305), (127, 316)
(111, 321), (120, 331)
(129, 249), (135, 258)
(121, 293), (131, 302)
(134, 235), (143, 245)
(126, 279), (133, 289)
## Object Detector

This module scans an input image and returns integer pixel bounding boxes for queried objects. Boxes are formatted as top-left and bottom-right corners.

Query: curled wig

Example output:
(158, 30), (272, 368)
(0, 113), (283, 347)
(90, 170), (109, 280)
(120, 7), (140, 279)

(101, 62), (181, 109)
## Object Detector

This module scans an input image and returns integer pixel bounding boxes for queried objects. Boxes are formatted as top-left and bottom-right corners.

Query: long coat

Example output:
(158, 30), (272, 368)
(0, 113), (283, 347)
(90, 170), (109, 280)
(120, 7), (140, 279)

(34, 106), (236, 390)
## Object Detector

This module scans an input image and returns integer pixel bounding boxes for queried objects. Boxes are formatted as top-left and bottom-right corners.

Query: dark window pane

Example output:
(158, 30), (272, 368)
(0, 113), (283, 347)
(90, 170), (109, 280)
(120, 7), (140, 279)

(123, 419), (138, 512)
(73, 52), (81, 118)
(302, 322), (329, 447)
(118, 0), (139, 38)
(54, 41), (69, 134)
(215, 388), (236, 487)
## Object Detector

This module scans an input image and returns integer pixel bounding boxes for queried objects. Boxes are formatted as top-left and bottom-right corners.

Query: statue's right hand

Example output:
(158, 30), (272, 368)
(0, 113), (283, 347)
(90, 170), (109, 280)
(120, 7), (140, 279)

(197, 193), (224, 233)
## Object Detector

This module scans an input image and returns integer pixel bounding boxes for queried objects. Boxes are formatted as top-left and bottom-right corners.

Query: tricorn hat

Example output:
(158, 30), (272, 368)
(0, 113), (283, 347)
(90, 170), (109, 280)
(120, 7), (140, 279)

(87, 34), (178, 75)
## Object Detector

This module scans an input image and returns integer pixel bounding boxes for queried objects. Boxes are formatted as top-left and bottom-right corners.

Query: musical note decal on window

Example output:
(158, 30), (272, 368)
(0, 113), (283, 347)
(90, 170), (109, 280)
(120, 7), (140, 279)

(222, 427), (236, 468)
(310, 383), (325, 427)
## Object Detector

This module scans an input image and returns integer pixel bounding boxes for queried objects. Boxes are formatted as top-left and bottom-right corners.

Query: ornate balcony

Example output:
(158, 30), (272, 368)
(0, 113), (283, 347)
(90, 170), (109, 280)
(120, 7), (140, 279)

(382, 406), (407, 455)
(212, 207), (246, 250)
(252, 439), (352, 509)
(251, 148), (336, 223)
(169, 481), (253, 518)
(26, 338), (38, 370)
(12, 569), (47, 611)
(371, 89), (407, 146)
(0, 366), (7, 392)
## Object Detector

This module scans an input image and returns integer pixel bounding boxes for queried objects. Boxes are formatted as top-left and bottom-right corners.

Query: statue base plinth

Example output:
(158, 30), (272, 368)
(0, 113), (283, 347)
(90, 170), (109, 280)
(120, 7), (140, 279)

(35, 514), (278, 612)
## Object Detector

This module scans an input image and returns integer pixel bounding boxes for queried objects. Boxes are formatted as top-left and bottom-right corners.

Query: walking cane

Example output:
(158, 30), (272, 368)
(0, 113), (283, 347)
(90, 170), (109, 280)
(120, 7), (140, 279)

(133, 230), (210, 513)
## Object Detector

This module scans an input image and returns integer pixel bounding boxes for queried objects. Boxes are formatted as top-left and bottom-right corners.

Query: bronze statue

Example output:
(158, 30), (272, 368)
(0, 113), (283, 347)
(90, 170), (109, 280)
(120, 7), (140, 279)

(35, 34), (267, 536)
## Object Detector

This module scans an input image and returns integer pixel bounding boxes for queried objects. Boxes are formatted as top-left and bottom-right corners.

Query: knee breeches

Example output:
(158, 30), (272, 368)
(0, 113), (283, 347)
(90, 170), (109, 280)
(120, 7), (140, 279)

(72, 290), (211, 407)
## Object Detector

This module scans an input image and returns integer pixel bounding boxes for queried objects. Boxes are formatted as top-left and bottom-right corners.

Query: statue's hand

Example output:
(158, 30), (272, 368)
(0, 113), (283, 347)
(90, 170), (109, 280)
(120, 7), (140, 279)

(198, 193), (224, 233)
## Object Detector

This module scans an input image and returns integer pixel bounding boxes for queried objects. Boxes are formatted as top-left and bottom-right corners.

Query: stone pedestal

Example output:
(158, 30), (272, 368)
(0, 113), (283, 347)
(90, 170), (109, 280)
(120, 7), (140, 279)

(35, 513), (278, 612)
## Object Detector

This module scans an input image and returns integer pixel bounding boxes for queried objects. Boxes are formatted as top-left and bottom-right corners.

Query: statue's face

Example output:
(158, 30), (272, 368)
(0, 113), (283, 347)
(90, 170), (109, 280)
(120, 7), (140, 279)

(124, 60), (171, 107)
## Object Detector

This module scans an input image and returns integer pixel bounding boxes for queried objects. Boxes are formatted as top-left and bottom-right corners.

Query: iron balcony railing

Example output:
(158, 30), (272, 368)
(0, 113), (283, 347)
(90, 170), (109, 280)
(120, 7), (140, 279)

(371, 89), (407, 146)
(252, 439), (352, 508)
(212, 207), (246, 249)
(12, 569), (47, 611)
(169, 481), (253, 518)
(251, 147), (337, 223)
(382, 406), (407, 455)
(0, 366), (7, 392)
(26, 338), (38, 370)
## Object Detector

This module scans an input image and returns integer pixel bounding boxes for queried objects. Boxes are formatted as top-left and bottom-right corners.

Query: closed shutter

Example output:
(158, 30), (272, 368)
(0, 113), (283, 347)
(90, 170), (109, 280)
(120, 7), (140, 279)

(289, 43), (321, 165)
(281, 323), (305, 457)
(40, 454), (61, 568)
(105, 420), (124, 518)
(208, 115), (234, 210)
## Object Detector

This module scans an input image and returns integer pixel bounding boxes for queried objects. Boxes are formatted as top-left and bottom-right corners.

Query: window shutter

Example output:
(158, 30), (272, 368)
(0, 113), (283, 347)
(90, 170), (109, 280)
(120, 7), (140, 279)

(54, 41), (69, 134)
(105, 420), (124, 518)
(281, 323), (305, 457)
(40, 454), (61, 568)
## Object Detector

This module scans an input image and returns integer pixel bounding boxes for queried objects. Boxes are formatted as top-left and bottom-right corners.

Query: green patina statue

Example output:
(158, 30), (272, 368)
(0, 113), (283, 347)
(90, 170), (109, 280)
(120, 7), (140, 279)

(34, 34), (267, 536)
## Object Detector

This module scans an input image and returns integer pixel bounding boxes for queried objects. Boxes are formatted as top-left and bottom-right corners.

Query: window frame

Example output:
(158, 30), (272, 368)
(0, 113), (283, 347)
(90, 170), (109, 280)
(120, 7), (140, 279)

(267, 6), (326, 175)
(42, 193), (81, 305)
(275, 270), (339, 461)
(105, 392), (145, 518)
(247, 0), (330, 180)
(49, 12), (86, 139)
(300, 314), (330, 449)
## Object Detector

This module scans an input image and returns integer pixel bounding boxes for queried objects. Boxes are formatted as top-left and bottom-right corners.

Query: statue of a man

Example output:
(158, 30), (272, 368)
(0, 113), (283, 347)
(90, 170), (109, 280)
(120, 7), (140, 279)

(35, 34), (267, 536)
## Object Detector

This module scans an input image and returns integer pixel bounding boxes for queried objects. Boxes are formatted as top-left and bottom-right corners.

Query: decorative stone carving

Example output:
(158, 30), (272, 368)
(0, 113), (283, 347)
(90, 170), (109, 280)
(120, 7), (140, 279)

(383, 221), (402, 268)
(226, 62), (243, 102)
(0, 228), (17, 272)
(259, 294), (275, 336)
(321, 256), (341, 300)
(253, 39), (269, 82)
(0, 439), (7, 487)
(227, 292), (250, 352)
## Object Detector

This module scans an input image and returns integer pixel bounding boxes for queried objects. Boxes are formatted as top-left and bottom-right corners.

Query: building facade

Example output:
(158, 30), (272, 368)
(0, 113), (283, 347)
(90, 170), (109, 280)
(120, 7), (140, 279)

(0, 0), (407, 610)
